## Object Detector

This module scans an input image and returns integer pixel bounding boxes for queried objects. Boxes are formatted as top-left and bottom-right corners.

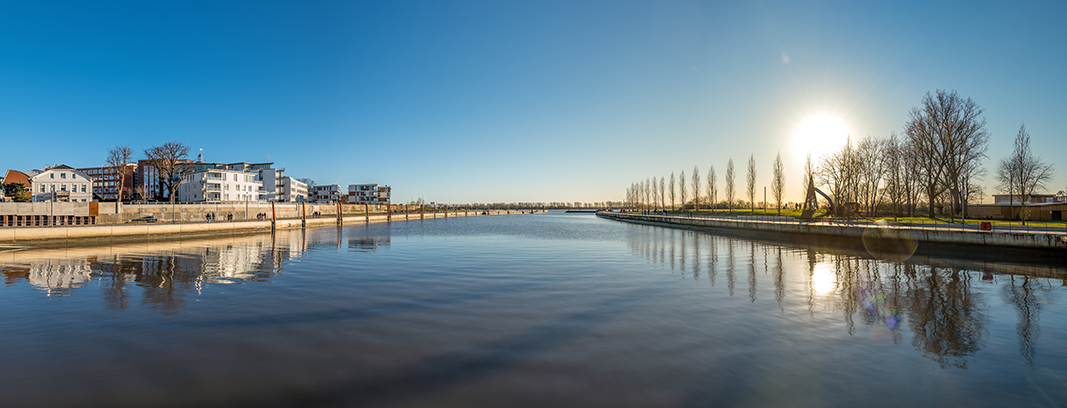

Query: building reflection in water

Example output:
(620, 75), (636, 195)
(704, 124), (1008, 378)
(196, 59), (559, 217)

(0, 227), (388, 314)
(626, 223), (1067, 369)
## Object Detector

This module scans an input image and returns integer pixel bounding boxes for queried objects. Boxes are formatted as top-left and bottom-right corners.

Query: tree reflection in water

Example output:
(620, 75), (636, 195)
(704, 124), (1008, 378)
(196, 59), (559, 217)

(902, 266), (984, 368)
(625, 223), (1064, 369)
(1002, 275), (1053, 368)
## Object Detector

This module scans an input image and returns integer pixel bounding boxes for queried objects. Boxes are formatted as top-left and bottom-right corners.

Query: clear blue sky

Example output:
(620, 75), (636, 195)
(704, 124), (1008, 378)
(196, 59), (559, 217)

(2, 1), (1064, 204)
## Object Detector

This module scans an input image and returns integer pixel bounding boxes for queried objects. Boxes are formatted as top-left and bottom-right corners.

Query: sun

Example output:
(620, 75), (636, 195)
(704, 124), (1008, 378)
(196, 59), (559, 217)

(792, 114), (851, 162)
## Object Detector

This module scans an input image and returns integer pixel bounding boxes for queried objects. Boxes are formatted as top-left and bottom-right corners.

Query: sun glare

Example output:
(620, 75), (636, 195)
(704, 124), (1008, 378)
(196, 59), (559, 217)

(792, 114), (850, 161)
(811, 262), (837, 295)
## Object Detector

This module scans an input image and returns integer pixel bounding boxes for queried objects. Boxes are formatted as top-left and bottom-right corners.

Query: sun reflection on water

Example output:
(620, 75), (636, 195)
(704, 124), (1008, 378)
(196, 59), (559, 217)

(811, 262), (837, 295)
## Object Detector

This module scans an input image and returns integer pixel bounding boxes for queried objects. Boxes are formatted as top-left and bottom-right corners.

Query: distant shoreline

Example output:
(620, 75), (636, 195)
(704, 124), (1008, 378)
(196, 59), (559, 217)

(0, 210), (512, 249)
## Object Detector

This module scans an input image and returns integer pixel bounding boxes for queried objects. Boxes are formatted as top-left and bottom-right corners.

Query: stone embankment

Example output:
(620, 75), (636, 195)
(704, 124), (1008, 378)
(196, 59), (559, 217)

(0, 210), (512, 247)
(598, 212), (1067, 258)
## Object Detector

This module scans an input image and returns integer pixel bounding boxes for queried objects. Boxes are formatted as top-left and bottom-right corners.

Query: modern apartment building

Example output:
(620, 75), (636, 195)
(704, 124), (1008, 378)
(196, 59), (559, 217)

(177, 169), (262, 202)
(189, 151), (281, 201)
(279, 177), (308, 202)
(24, 165), (93, 202)
(77, 164), (136, 200)
(347, 184), (391, 204)
(311, 185), (343, 203)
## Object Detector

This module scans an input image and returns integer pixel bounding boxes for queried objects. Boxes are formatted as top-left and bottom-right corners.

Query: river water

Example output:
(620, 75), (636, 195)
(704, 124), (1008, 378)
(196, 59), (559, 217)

(1, 212), (1065, 407)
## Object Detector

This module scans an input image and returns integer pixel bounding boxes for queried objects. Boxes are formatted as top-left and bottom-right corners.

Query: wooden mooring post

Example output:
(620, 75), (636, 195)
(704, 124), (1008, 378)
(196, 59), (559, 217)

(271, 201), (277, 231)
(387, 202), (392, 222)
(337, 201), (343, 226)
(364, 203), (369, 223)
(301, 202), (306, 228)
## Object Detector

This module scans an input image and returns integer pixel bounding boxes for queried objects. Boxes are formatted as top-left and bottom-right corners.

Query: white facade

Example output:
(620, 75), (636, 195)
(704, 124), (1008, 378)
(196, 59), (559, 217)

(993, 194), (1063, 205)
(279, 177), (308, 202)
(27, 166), (94, 202)
(312, 184), (342, 203)
(347, 184), (391, 204)
(178, 169), (262, 202)
(254, 167), (284, 201)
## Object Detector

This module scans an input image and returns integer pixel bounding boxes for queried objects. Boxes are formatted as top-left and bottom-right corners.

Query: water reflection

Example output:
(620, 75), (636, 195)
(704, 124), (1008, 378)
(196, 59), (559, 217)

(0, 228), (390, 313)
(625, 223), (1067, 369)
(1003, 275), (1053, 368)
(1, 261), (92, 296)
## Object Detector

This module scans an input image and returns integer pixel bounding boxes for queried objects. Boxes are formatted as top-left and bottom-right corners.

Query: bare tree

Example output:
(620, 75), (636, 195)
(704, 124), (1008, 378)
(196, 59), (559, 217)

(679, 170), (687, 211)
(645, 178), (653, 212)
(855, 137), (888, 216)
(653, 176), (661, 211)
(884, 134), (907, 218)
(144, 141), (194, 203)
(818, 138), (857, 217)
(725, 159), (735, 213)
(106, 145), (134, 201)
(747, 155), (756, 213)
(906, 106), (946, 216)
(901, 140), (922, 216)
(691, 166), (700, 211)
(772, 152), (784, 215)
(669, 172), (676, 210)
(707, 165), (716, 213)
(997, 124), (1055, 224)
(905, 90), (989, 218)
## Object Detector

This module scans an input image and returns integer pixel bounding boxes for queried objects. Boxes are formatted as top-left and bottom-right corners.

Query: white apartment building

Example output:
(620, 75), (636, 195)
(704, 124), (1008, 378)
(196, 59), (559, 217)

(347, 184), (391, 204)
(189, 152), (282, 201)
(312, 184), (343, 203)
(279, 177), (308, 202)
(178, 169), (262, 202)
(226, 163), (284, 201)
(26, 165), (94, 202)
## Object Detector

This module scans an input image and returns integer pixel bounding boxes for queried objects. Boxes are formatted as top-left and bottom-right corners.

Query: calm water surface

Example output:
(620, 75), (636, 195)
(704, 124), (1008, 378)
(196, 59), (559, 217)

(2, 212), (1066, 407)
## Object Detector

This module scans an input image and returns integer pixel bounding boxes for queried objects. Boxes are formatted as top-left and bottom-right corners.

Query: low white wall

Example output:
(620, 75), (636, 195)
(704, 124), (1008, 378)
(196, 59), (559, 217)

(600, 213), (1067, 251)
(0, 210), (507, 244)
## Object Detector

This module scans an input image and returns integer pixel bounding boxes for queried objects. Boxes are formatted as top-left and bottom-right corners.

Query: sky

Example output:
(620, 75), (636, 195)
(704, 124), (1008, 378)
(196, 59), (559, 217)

(1, 0), (1065, 204)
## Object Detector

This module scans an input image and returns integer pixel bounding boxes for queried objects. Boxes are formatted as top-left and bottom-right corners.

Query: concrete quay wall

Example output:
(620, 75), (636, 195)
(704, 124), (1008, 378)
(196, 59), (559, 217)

(0, 210), (507, 246)
(598, 212), (1067, 251)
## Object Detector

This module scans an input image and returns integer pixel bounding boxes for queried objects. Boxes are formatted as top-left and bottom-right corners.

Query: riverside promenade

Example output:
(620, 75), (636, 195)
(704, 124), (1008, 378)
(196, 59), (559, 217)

(598, 211), (1067, 257)
(0, 209), (511, 247)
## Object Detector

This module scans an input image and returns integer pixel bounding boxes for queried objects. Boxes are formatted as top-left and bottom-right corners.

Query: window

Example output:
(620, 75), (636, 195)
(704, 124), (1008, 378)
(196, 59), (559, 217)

(40, 185), (45, 192)
(61, 184), (67, 191)
(50, 174), (54, 179)
(81, 185), (86, 193)
(61, 173), (66, 179)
